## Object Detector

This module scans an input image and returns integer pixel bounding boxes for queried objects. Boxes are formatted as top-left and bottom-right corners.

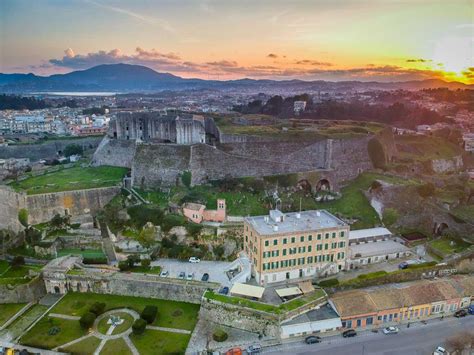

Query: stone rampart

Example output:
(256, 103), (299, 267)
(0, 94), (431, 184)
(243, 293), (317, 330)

(26, 187), (120, 225)
(92, 136), (137, 168)
(0, 186), (26, 232)
(0, 277), (46, 304)
(0, 137), (102, 161)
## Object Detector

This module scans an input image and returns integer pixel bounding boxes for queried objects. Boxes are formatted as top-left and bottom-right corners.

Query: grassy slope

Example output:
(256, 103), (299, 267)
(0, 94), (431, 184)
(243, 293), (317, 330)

(130, 330), (191, 355)
(0, 303), (27, 327)
(10, 166), (128, 195)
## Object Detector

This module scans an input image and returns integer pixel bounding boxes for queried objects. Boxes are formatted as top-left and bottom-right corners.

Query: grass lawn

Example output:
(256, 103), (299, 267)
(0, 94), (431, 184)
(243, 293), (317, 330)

(129, 266), (162, 275)
(7, 304), (49, 340)
(429, 237), (472, 255)
(100, 338), (133, 355)
(97, 312), (134, 335)
(0, 265), (41, 286)
(20, 316), (88, 350)
(130, 329), (191, 355)
(0, 260), (10, 275)
(10, 165), (128, 195)
(51, 292), (200, 331)
(57, 248), (106, 259)
(59, 335), (101, 355)
(0, 303), (27, 327)
(450, 205), (474, 224)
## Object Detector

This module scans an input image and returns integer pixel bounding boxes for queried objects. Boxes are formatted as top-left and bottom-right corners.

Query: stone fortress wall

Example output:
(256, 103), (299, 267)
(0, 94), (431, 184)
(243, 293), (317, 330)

(0, 186), (120, 232)
(0, 136), (102, 161)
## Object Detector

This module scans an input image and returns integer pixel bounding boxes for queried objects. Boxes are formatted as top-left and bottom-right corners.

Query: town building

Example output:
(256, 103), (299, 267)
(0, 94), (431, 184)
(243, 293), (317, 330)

(293, 101), (307, 115)
(347, 227), (411, 269)
(182, 199), (226, 224)
(462, 133), (474, 152)
(244, 209), (349, 285)
(329, 275), (474, 330)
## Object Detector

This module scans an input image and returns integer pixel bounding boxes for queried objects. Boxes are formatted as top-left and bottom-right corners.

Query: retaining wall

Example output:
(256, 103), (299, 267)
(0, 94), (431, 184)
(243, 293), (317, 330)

(0, 277), (46, 304)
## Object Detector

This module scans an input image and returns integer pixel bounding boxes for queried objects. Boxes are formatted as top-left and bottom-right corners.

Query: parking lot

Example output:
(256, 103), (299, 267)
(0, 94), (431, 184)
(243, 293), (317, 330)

(151, 258), (233, 287)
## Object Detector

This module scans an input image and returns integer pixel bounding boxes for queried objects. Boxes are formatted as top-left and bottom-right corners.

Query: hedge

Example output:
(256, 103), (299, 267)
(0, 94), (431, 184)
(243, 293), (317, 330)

(132, 318), (147, 335)
(79, 312), (96, 329)
(318, 278), (339, 287)
(89, 302), (106, 316)
(141, 305), (158, 324)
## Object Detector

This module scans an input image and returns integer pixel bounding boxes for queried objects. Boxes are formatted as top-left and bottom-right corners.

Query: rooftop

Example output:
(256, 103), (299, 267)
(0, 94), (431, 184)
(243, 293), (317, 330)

(349, 227), (392, 240)
(282, 302), (340, 326)
(245, 209), (347, 236)
(349, 239), (409, 258)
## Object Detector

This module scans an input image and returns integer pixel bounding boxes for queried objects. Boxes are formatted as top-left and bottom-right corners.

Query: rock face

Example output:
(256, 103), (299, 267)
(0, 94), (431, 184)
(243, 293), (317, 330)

(432, 156), (463, 173)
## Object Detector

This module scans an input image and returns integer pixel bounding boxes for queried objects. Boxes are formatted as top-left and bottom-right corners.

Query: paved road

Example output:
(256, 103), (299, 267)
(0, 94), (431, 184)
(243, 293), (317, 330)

(151, 258), (232, 286)
(265, 316), (474, 355)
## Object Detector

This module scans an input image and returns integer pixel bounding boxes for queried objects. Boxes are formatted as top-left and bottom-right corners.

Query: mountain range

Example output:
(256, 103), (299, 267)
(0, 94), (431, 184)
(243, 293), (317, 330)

(0, 63), (471, 93)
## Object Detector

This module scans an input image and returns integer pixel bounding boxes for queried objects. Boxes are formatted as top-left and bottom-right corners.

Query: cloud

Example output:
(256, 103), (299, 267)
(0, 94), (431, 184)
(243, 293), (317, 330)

(267, 53), (278, 58)
(205, 60), (238, 68)
(406, 58), (432, 63)
(295, 59), (333, 66)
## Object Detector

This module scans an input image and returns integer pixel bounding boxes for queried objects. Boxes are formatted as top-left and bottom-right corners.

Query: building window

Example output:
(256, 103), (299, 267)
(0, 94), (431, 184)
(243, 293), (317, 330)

(340, 231), (345, 238)
(317, 244), (322, 251)
(340, 252), (344, 259)
(265, 240), (269, 247)
(245, 236), (248, 242)
(332, 232), (336, 238)
(377, 316), (382, 321)
(274, 239), (278, 246)
(317, 234), (322, 240)
(283, 238), (287, 244)
(324, 244), (329, 250)
(388, 314), (393, 321)
(346, 320), (352, 328)
(307, 256), (313, 263)
(283, 249), (287, 256)
(308, 235), (313, 241)
(291, 237), (296, 243)
(300, 236), (304, 242)
(263, 264), (266, 271)
(366, 317), (373, 325)
(342, 321), (346, 328)
(356, 319), (361, 327)
(325, 233), (329, 239)
(308, 246), (312, 252)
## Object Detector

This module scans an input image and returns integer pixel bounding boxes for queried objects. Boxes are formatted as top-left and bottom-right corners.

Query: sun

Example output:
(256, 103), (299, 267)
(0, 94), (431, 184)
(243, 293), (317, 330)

(431, 35), (473, 78)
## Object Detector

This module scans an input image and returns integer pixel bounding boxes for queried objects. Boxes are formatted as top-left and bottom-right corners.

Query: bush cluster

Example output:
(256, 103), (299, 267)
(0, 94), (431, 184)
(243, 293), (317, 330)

(89, 302), (106, 316)
(132, 318), (147, 335)
(79, 312), (96, 329)
(141, 305), (158, 324)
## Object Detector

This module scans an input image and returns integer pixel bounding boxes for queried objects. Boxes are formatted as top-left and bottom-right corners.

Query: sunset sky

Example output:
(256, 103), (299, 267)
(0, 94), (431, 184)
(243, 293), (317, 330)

(1, 0), (473, 83)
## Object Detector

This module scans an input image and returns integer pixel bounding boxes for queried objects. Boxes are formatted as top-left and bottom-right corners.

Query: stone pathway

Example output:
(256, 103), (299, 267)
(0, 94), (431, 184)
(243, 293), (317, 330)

(53, 334), (93, 350)
(49, 313), (80, 320)
(146, 325), (191, 334)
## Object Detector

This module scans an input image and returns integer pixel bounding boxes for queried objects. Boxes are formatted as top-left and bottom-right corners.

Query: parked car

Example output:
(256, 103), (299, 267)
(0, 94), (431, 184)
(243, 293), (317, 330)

(383, 326), (399, 334)
(305, 336), (321, 344)
(225, 347), (242, 355)
(201, 273), (210, 282)
(454, 309), (467, 318)
(398, 261), (409, 270)
(186, 273), (194, 280)
(189, 257), (200, 263)
(246, 344), (262, 354)
(219, 286), (229, 295)
(342, 329), (357, 338)
(468, 305), (474, 315)
(159, 270), (169, 278)
(433, 346), (447, 355)
(178, 271), (186, 279)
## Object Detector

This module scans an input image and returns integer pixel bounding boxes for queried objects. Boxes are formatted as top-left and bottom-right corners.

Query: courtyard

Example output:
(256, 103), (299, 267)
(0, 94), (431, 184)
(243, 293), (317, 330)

(18, 292), (200, 354)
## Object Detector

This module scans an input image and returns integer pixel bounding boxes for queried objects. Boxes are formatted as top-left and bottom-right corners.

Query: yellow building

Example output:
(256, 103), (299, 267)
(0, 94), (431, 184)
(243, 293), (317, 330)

(244, 209), (349, 285)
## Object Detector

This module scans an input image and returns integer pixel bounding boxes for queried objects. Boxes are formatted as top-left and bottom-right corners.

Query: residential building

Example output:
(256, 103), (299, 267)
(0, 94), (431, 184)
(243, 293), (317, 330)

(182, 199), (226, 224)
(244, 209), (349, 285)
(293, 101), (307, 115)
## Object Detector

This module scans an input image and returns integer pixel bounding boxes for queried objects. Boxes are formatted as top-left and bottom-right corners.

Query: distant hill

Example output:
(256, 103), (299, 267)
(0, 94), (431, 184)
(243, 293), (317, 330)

(0, 63), (471, 93)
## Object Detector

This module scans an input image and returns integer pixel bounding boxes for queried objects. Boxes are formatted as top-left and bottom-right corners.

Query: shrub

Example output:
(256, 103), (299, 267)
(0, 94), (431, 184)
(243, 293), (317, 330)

(212, 329), (228, 342)
(18, 209), (29, 228)
(82, 257), (107, 265)
(89, 302), (106, 316)
(132, 318), (147, 335)
(382, 208), (399, 226)
(118, 260), (130, 271)
(64, 144), (83, 157)
(181, 171), (192, 188)
(79, 312), (96, 329)
(141, 258), (151, 268)
(318, 278), (339, 287)
(10, 255), (25, 267)
(141, 305), (158, 324)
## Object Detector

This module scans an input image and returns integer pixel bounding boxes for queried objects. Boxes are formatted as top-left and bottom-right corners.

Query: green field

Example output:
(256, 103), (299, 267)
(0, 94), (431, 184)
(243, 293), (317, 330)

(0, 264), (42, 286)
(395, 135), (462, 162)
(20, 316), (88, 349)
(130, 330), (190, 355)
(0, 303), (27, 327)
(51, 292), (200, 331)
(57, 248), (106, 259)
(10, 166), (128, 194)
(101, 338), (133, 355)
(429, 237), (472, 255)
(59, 336), (102, 355)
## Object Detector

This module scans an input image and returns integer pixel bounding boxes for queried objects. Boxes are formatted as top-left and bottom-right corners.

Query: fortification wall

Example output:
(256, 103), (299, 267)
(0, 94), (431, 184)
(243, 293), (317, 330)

(92, 136), (136, 168)
(330, 137), (373, 182)
(132, 144), (191, 187)
(0, 277), (46, 304)
(26, 187), (120, 224)
(0, 186), (26, 232)
(0, 137), (102, 161)
(200, 299), (280, 337)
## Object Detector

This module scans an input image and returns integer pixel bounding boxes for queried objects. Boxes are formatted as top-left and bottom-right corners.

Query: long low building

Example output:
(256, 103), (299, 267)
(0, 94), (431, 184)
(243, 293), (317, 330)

(281, 303), (342, 338)
(329, 275), (474, 330)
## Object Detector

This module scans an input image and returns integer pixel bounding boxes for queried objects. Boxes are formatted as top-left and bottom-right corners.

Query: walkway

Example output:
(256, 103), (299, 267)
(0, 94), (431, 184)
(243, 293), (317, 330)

(49, 313), (80, 320)
(146, 325), (191, 334)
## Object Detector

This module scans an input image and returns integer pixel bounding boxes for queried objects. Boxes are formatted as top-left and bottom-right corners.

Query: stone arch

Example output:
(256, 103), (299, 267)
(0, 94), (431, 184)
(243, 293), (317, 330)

(316, 178), (331, 192)
(433, 222), (449, 236)
(54, 286), (60, 294)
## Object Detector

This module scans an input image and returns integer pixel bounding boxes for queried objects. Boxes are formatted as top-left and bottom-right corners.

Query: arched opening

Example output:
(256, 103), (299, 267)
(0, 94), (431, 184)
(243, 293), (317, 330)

(54, 286), (60, 294)
(316, 179), (331, 191)
(434, 222), (449, 236)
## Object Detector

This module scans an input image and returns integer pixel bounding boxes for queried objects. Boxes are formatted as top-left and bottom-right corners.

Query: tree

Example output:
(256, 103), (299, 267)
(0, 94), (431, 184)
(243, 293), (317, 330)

(141, 305), (158, 324)
(181, 171), (192, 188)
(79, 312), (96, 329)
(118, 260), (130, 272)
(137, 225), (156, 249)
(140, 258), (151, 268)
(18, 209), (28, 228)
(132, 318), (147, 335)
(127, 254), (140, 268)
(89, 302), (106, 316)
(63, 144), (83, 157)
(10, 256), (25, 267)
